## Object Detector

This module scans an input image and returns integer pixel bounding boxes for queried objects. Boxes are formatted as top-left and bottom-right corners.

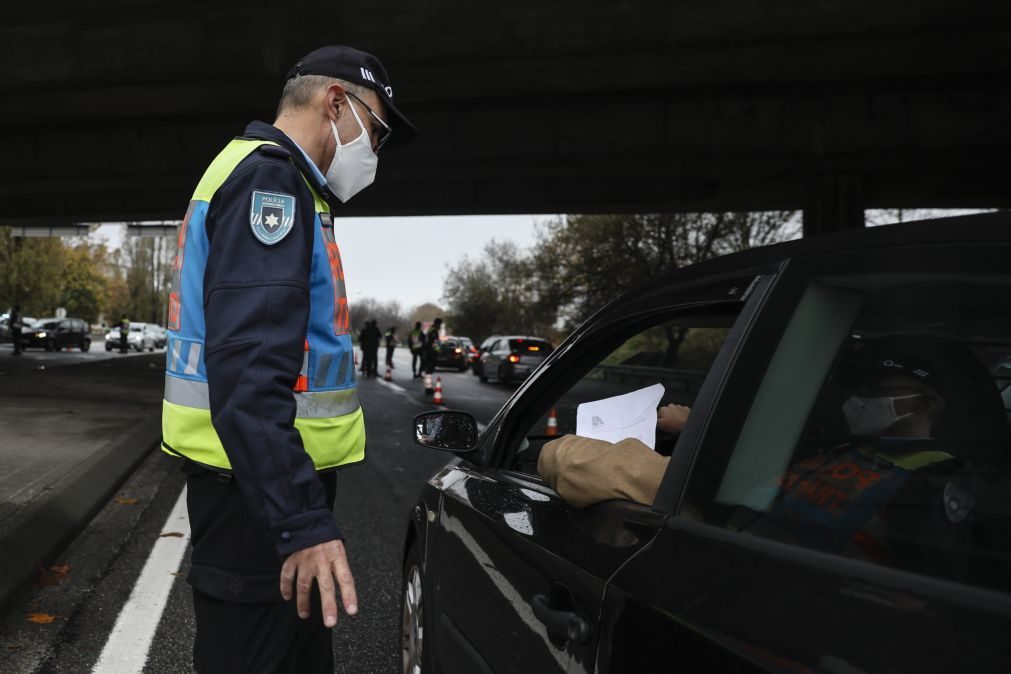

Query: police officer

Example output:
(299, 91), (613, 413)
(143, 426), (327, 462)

(9, 305), (22, 356)
(408, 321), (425, 378)
(119, 314), (130, 353)
(160, 46), (416, 673)
(425, 317), (443, 374)
(384, 325), (397, 370)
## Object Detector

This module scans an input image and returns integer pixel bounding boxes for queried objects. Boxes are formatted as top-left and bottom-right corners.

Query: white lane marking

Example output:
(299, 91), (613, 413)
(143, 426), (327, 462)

(92, 486), (190, 674)
(377, 378), (408, 394)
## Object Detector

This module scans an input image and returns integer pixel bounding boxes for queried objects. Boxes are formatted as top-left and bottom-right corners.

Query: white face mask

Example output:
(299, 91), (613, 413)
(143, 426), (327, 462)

(325, 98), (378, 203)
(841, 394), (921, 437)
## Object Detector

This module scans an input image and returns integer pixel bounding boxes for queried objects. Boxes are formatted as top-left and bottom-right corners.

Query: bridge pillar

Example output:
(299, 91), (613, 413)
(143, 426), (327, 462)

(803, 173), (865, 237)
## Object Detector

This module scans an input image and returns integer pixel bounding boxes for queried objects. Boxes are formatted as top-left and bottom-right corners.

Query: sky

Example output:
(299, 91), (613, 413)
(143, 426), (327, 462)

(91, 215), (552, 310)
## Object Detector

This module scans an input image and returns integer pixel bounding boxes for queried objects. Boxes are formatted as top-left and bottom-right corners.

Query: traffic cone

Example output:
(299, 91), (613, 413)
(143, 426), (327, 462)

(433, 376), (444, 405)
(384, 365), (393, 382)
(545, 408), (558, 436)
(424, 373), (433, 395)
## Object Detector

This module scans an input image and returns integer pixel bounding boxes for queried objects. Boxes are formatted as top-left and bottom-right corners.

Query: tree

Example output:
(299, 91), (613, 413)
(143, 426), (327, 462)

(349, 297), (407, 342)
(112, 236), (173, 325)
(443, 241), (555, 344)
(408, 302), (445, 327)
(0, 228), (66, 316)
(532, 212), (798, 332)
(60, 244), (109, 324)
(533, 211), (798, 365)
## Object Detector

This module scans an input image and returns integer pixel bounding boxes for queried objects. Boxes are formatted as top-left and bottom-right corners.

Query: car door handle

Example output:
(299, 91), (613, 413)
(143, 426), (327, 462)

(532, 594), (592, 644)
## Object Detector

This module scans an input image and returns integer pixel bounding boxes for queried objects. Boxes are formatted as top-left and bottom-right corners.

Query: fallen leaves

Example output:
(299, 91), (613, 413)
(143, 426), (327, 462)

(36, 562), (71, 588)
(26, 613), (56, 625)
(113, 497), (139, 506)
(159, 531), (184, 538)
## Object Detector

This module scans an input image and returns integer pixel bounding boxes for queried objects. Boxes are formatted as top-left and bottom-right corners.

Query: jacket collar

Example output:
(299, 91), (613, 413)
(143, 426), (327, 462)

(242, 121), (338, 205)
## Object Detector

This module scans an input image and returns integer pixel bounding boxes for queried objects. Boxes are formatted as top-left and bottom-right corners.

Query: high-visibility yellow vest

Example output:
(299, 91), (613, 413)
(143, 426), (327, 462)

(161, 138), (365, 472)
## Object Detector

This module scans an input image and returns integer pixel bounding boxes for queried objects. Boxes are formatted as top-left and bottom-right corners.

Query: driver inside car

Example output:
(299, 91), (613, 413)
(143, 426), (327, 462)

(539, 340), (961, 530)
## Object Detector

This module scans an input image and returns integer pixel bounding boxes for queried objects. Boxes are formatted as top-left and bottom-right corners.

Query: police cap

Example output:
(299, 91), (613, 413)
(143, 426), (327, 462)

(287, 46), (418, 150)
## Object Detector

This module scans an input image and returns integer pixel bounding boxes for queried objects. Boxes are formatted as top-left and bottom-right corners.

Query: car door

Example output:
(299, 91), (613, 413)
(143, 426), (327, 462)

(424, 273), (772, 674)
(597, 243), (1011, 673)
(57, 319), (72, 348)
(481, 339), (501, 378)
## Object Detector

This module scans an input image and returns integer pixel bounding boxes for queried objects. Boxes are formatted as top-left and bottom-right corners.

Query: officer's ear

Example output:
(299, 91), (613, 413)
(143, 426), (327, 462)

(324, 83), (349, 120)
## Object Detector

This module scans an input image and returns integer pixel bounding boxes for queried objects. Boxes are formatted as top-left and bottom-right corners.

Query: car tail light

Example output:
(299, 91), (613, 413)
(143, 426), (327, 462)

(508, 354), (520, 363)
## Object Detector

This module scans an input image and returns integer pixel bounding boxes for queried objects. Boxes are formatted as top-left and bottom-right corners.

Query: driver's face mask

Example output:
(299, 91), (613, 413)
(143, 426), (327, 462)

(841, 394), (922, 437)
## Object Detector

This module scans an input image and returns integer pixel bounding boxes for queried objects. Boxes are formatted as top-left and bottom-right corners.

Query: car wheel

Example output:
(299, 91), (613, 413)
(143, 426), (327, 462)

(44, 339), (55, 352)
(479, 369), (488, 383)
(80, 338), (90, 353)
(498, 365), (509, 384)
(401, 543), (430, 674)
(458, 362), (467, 372)
(105, 343), (112, 352)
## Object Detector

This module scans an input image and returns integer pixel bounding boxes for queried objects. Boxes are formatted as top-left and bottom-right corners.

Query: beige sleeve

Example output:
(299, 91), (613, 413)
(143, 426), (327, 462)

(537, 434), (670, 508)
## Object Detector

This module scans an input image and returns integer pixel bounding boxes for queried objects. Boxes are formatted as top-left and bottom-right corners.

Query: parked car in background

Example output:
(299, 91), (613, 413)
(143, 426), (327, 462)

(105, 322), (157, 352)
(471, 335), (502, 377)
(478, 336), (554, 384)
(403, 214), (1011, 674)
(0, 315), (37, 342)
(149, 324), (167, 349)
(435, 336), (473, 371)
(22, 317), (91, 351)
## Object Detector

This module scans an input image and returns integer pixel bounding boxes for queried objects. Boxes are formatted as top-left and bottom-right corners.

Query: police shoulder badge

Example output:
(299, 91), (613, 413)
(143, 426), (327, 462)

(250, 191), (296, 245)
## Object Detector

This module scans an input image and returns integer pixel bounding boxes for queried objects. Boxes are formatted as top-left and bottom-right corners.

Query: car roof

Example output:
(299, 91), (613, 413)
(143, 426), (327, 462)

(500, 335), (551, 342)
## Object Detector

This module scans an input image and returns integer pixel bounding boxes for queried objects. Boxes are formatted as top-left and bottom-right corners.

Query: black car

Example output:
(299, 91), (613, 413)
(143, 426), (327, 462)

(402, 214), (1011, 674)
(478, 335), (553, 384)
(434, 336), (472, 371)
(22, 317), (91, 352)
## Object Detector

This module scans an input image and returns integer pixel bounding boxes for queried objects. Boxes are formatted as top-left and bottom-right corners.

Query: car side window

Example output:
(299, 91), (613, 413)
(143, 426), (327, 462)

(508, 309), (741, 479)
(685, 271), (1011, 593)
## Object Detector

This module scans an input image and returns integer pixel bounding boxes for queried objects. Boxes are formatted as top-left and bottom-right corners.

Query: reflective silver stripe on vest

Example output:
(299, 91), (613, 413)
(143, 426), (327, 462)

(165, 376), (360, 418)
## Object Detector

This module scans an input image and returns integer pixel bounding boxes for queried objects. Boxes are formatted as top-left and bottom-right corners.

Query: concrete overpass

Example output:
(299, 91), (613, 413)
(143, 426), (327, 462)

(4, 1), (1010, 235)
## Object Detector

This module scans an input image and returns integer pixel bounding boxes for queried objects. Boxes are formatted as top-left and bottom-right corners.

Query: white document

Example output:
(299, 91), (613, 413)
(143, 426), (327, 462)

(575, 383), (665, 450)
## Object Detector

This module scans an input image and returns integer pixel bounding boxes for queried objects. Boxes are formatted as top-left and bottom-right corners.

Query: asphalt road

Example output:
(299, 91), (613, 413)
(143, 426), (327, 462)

(0, 341), (166, 375)
(0, 348), (517, 673)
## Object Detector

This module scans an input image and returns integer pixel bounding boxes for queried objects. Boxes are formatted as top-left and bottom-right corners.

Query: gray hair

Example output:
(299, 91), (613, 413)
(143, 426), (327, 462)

(276, 75), (370, 116)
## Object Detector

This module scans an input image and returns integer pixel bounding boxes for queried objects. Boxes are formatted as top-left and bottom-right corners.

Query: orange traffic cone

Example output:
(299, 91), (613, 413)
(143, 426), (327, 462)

(424, 373), (433, 395)
(545, 408), (558, 436)
(433, 377), (444, 405)
(384, 365), (393, 382)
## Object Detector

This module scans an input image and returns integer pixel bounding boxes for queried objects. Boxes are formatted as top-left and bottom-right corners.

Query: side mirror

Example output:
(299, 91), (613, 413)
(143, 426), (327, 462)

(414, 411), (478, 452)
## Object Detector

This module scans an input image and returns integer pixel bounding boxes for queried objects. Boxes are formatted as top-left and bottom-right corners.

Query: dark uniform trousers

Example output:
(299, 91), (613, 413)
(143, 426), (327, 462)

(185, 463), (338, 674)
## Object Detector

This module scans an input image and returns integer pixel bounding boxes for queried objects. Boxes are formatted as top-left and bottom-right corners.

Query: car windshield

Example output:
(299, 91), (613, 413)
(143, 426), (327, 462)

(40, 320), (61, 329)
(509, 339), (552, 354)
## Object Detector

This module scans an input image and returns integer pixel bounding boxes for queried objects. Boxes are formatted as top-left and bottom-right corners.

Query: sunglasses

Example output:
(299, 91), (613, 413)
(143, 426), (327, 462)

(346, 91), (392, 152)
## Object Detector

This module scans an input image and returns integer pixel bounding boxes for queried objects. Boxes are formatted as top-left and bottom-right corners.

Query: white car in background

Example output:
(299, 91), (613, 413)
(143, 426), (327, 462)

(105, 322), (157, 352)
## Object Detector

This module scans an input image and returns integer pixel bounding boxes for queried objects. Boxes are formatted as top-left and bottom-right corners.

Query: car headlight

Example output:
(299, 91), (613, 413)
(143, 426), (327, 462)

(36, 331), (47, 338)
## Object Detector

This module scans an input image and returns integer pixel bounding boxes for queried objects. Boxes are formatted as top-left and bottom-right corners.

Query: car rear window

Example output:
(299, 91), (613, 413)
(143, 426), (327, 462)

(509, 339), (552, 354)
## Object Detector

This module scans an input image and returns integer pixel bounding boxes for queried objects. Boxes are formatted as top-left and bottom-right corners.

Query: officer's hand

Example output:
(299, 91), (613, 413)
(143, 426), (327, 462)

(280, 539), (358, 627)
